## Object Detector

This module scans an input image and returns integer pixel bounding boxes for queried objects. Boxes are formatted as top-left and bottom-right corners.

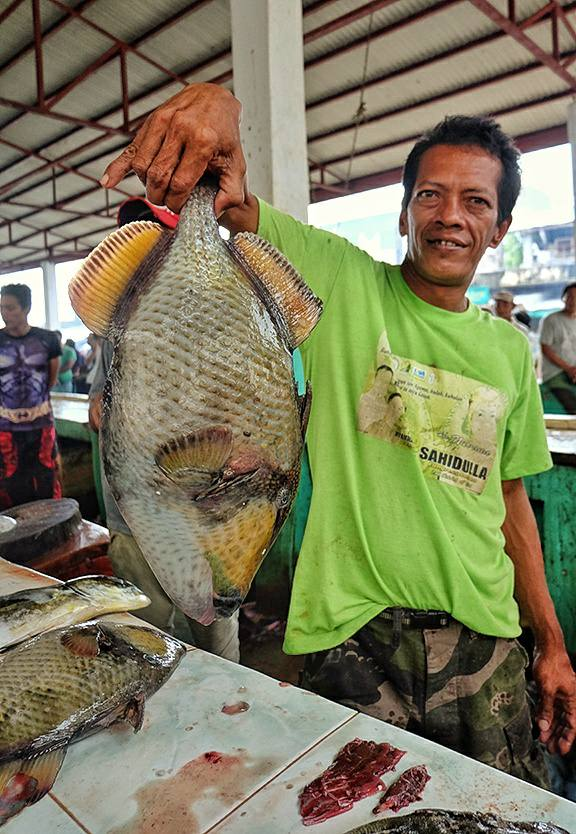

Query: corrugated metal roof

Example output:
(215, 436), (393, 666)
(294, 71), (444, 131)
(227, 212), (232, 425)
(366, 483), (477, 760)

(2, 0), (576, 270)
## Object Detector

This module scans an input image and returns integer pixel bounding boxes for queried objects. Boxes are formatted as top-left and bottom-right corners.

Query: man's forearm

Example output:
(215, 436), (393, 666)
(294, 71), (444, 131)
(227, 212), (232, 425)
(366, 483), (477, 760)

(501, 478), (565, 649)
(541, 343), (570, 373)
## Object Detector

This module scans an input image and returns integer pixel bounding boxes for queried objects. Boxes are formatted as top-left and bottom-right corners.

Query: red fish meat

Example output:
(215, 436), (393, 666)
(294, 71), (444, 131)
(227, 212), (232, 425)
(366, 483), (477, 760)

(299, 738), (406, 826)
(373, 764), (430, 815)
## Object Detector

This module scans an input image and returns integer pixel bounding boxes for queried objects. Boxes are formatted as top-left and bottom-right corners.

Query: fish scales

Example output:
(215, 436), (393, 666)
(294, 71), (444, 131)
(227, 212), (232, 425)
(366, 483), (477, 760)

(69, 182), (323, 624)
(0, 622), (184, 825)
(342, 810), (570, 833)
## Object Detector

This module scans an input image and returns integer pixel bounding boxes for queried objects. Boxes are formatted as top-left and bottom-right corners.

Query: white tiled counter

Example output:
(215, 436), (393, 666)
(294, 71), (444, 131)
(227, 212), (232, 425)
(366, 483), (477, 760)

(1, 559), (574, 834)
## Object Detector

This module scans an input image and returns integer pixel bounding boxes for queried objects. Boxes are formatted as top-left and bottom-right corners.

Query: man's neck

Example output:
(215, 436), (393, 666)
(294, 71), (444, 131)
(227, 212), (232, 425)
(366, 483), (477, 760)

(4, 323), (31, 337)
(400, 260), (469, 313)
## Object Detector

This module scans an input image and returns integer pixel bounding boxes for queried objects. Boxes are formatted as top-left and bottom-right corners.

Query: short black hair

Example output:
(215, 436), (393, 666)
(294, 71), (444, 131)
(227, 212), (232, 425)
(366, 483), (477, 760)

(401, 115), (521, 224)
(562, 282), (576, 299)
(1, 283), (32, 312)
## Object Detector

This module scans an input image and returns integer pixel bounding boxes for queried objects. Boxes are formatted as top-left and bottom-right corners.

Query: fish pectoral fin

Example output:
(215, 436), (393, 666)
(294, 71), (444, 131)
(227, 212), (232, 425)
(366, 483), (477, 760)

(228, 233), (323, 348)
(0, 747), (67, 823)
(68, 220), (168, 337)
(155, 427), (234, 487)
(122, 693), (146, 733)
(61, 625), (107, 657)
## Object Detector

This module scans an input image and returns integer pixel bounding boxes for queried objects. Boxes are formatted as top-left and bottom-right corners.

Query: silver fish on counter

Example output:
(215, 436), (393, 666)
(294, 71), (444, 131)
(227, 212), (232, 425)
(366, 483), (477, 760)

(0, 621), (185, 826)
(69, 180), (322, 625)
(0, 575), (151, 649)
(343, 809), (570, 833)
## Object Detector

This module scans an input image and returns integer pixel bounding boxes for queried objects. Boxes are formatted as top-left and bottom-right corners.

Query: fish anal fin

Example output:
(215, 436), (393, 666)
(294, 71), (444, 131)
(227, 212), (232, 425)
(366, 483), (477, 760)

(0, 747), (67, 824)
(155, 427), (233, 488)
(228, 233), (323, 348)
(61, 625), (104, 657)
(68, 221), (166, 337)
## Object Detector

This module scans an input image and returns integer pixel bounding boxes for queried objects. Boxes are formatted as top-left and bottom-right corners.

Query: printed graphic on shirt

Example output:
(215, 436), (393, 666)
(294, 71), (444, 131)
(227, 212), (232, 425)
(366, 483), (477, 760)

(357, 330), (507, 494)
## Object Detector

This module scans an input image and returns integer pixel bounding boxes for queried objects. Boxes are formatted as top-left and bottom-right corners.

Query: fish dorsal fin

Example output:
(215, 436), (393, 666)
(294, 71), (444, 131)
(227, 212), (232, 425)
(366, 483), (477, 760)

(228, 233), (323, 349)
(68, 221), (165, 337)
(61, 625), (104, 657)
(0, 747), (67, 823)
(155, 427), (234, 487)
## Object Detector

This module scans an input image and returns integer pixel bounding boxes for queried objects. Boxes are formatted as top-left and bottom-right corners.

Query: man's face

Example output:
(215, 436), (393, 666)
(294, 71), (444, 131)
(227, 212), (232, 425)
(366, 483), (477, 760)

(495, 299), (514, 320)
(0, 295), (28, 331)
(564, 287), (576, 315)
(399, 144), (511, 289)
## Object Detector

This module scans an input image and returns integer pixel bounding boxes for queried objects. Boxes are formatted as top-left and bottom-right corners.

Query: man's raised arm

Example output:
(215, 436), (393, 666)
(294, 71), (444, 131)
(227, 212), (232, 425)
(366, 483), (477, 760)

(101, 83), (259, 232)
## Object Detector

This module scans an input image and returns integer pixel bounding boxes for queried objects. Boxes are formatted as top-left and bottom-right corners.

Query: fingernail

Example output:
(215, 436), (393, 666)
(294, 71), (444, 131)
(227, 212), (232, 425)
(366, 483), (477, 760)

(99, 173), (109, 187)
(538, 719), (550, 731)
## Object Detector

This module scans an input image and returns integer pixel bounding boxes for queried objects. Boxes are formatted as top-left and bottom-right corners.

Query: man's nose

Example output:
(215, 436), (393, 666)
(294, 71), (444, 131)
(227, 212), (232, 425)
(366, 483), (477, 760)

(435, 196), (462, 226)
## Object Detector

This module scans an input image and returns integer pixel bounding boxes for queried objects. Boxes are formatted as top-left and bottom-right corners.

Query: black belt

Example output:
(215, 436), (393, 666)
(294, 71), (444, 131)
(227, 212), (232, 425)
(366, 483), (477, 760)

(378, 607), (452, 629)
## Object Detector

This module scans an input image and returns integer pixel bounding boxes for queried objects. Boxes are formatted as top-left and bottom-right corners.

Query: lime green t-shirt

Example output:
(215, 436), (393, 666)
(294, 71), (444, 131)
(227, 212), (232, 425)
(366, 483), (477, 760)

(257, 201), (552, 655)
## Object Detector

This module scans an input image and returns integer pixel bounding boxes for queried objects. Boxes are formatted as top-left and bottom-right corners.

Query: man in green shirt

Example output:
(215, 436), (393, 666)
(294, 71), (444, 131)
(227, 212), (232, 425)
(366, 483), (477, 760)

(100, 84), (576, 785)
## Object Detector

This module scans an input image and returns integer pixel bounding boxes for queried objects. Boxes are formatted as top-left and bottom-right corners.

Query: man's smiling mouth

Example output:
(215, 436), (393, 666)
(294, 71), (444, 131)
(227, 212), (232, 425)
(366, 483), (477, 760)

(427, 238), (466, 249)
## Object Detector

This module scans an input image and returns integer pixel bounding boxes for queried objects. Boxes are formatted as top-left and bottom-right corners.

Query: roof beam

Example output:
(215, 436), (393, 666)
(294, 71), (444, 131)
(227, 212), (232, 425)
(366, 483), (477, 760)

(309, 89), (570, 177)
(468, 0), (576, 88)
(309, 52), (576, 145)
(0, 0), (27, 28)
(304, 0), (402, 43)
(0, 95), (132, 135)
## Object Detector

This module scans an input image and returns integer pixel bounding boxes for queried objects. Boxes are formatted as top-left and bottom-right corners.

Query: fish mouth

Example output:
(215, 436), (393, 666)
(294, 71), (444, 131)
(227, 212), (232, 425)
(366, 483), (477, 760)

(213, 589), (243, 618)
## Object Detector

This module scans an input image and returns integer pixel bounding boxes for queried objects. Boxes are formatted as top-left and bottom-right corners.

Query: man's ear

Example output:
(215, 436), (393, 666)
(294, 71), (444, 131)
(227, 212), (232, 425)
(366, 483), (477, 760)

(489, 216), (512, 249)
(399, 210), (408, 237)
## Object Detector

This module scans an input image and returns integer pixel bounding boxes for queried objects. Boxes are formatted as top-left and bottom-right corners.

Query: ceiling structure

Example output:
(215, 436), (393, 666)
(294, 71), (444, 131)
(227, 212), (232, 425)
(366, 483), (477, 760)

(1, 0), (576, 271)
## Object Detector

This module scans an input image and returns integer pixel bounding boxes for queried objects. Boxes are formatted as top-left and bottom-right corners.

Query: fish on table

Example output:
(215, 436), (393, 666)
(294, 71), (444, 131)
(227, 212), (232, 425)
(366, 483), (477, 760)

(69, 178), (322, 625)
(0, 621), (185, 826)
(0, 575), (151, 649)
(342, 809), (570, 833)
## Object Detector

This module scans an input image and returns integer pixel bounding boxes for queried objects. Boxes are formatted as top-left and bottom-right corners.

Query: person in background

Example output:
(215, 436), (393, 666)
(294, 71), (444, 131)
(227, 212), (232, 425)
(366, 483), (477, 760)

(540, 283), (576, 413)
(52, 330), (77, 393)
(100, 84), (576, 786)
(84, 333), (102, 390)
(492, 289), (530, 336)
(0, 284), (62, 509)
(88, 197), (240, 663)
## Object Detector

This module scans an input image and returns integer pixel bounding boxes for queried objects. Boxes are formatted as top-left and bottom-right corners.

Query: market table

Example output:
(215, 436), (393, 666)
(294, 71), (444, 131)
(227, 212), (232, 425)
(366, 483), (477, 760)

(1, 559), (574, 834)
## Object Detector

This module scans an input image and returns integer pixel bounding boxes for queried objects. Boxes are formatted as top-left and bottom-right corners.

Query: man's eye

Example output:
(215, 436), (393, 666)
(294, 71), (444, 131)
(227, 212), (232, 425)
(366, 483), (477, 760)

(416, 190), (437, 200)
(470, 196), (490, 207)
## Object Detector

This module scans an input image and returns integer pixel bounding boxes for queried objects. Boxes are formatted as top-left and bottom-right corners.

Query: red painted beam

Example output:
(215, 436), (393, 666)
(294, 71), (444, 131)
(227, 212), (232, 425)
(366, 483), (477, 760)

(304, 0), (402, 43)
(309, 52), (576, 145)
(0, 0), (26, 27)
(31, 0), (45, 106)
(468, 0), (576, 88)
(0, 96), (131, 135)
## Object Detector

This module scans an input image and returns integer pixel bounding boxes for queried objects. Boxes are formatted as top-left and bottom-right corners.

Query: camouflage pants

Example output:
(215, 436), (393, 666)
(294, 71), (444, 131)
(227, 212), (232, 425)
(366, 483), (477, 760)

(300, 616), (550, 789)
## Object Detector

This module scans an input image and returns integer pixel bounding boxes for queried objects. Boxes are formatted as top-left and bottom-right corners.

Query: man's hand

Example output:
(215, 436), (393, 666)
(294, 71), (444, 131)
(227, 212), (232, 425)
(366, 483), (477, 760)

(101, 83), (247, 217)
(533, 646), (576, 755)
(566, 365), (576, 384)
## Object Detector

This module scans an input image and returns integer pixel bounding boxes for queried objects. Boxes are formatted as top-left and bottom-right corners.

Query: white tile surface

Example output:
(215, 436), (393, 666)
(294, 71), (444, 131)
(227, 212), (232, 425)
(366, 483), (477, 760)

(49, 650), (354, 833)
(3, 795), (86, 833)
(211, 713), (576, 833)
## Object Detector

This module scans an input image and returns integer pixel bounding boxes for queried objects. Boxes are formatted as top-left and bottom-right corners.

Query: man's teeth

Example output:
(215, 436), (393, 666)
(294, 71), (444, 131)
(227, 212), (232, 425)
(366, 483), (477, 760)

(430, 240), (461, 248)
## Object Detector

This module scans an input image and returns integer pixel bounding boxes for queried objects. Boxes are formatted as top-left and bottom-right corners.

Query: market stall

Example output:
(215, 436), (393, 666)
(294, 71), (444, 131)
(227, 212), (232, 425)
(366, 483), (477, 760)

(1, 559), (573, 834)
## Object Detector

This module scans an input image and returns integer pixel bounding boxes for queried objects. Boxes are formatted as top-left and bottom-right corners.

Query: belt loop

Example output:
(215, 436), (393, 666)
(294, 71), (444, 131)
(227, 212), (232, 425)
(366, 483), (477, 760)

(391, 608), (403, 651)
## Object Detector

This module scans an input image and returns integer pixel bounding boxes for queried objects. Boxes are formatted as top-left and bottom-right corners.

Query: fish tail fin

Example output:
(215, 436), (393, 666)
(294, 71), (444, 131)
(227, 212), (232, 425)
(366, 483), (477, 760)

(68, 220), (166, 337)
(228, 233), (323, 349)
(0, 747), (67, 825)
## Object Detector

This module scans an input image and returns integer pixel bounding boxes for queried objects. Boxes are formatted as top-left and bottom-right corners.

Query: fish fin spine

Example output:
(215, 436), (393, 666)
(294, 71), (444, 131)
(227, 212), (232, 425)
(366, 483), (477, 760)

(68, 221), (165, 336)
(228, 233), (323, 348)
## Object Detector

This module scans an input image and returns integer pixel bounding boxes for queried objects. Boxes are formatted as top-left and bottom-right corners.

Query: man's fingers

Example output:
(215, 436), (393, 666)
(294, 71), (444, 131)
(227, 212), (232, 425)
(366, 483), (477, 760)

(163, 147), (214, 213)
(101, 141), (140, 188)
(536, 694), (555, 743)
(214, 155), (248, 218)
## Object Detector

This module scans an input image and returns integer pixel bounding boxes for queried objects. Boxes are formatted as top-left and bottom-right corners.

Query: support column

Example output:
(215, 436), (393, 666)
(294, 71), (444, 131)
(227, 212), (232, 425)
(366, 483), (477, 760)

(42, 260), (59, 330)
(567, 101), (576, 262)
(230, 0), (309, 221)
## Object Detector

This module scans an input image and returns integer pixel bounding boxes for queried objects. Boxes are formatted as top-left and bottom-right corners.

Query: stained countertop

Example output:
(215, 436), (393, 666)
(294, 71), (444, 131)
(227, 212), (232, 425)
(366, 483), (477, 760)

(1, 558), (574, 834)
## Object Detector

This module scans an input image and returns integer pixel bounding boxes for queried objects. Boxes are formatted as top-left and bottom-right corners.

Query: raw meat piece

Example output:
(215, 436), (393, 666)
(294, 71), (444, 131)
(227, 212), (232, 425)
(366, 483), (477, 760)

(373, 764), (430, 815)
(299, 738), (406, 826)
